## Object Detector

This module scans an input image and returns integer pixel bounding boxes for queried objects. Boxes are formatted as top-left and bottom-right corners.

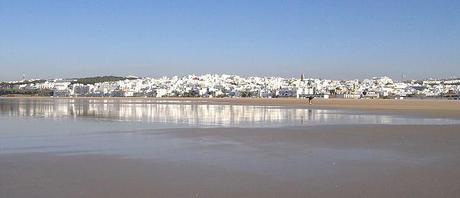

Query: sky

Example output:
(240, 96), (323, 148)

(0, 0), (459, 81)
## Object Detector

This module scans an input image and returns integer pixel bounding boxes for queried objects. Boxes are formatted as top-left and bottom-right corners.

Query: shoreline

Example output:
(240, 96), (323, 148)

(2, 96), (460, 118)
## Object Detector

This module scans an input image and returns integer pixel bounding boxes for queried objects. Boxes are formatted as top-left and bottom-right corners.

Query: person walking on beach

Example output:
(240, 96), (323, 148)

(308, 96), (314, 105)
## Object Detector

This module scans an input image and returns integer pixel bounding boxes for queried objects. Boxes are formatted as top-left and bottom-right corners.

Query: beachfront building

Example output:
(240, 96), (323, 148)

(5, 74), (459, 99)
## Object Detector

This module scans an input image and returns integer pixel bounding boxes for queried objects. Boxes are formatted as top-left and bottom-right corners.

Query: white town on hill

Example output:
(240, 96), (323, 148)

(2, 74), (460, 99)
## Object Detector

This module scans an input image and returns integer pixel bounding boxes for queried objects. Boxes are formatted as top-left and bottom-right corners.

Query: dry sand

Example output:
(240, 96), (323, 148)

(2, 125), (460, 198)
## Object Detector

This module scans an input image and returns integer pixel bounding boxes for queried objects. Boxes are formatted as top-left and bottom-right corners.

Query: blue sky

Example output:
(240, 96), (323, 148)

(0, 0), (459, 80)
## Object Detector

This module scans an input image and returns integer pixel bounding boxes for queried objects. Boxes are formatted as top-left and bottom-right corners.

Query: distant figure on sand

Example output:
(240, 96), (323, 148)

(308, 96), (314, 105)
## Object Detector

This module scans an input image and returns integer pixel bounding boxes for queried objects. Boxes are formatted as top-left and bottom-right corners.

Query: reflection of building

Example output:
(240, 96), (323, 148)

(1, 98), (341, 126)
(2, 98), (456, 126)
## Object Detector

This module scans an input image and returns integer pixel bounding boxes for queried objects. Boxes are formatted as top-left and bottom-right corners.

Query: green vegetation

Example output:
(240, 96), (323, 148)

(0, 76), (139, 96)
(0, 88), (53, 96)
(71, 76), (137, 85)
(0, 80), (46, 87)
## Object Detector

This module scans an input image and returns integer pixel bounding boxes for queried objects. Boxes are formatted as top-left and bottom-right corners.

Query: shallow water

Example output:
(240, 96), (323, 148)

(0, 98), (458, 127)
(0, 98), (458, 156)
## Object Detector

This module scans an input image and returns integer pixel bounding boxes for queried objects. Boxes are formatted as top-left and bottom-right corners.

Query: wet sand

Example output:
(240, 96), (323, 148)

(160, 97), (460, 118)
(3, 97), (460, 118)
(2, 125), (460, 198)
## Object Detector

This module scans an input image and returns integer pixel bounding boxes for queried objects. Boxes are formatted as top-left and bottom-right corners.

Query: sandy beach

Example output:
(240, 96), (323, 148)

(2, 125), (460, 198)
(1, 97), (460, 198)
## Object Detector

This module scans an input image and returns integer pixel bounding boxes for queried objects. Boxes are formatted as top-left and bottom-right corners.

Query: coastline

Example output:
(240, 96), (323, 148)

(2, 96), (460, 118)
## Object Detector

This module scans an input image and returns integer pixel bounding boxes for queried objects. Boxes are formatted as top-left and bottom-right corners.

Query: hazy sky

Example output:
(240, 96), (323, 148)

(0, 0), (459, 81)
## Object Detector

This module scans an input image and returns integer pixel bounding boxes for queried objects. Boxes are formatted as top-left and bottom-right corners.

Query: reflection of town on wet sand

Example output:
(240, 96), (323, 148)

(0, 98), (458, 126)
(1, 98), (328, 125)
